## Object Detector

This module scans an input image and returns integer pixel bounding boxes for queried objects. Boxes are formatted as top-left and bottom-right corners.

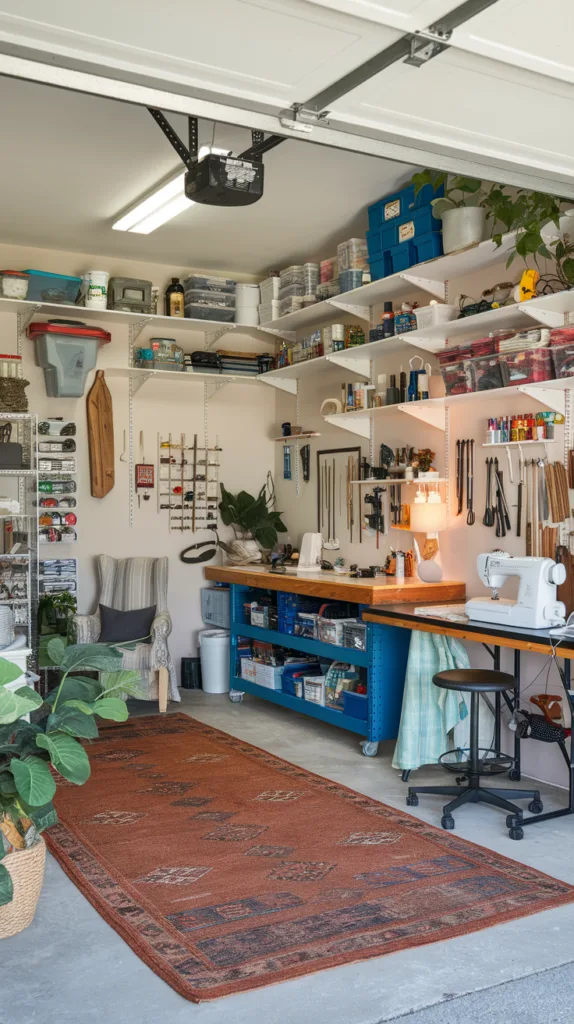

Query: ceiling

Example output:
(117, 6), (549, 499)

(0, 77), (416, 274)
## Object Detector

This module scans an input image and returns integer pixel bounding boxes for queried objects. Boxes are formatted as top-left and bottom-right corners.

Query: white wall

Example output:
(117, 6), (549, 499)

(274, 255), (571, 788)
(0, 242), (277, 681)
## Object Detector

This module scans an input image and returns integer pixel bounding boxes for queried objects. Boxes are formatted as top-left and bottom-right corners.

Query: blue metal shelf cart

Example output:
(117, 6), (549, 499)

(228, 583), (410, 756)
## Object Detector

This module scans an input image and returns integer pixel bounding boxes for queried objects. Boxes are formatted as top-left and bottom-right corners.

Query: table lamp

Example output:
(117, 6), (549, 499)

(409, 488), (447, 582)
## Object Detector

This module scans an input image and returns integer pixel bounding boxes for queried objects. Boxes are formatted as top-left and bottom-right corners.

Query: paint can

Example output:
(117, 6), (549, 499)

(84, 270), (109, 309)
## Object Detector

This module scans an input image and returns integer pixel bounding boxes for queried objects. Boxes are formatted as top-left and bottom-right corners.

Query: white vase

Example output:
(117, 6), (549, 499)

(441, 207), (486, 254)
(226, 538), (262, 565)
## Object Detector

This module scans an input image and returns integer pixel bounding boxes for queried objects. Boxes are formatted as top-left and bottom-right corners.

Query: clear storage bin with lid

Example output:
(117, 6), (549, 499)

(278, 283), (305, 300)
(183, 288), (236, 308)
(0, 271), (29, 300)
(184, 304), (235, 322)
(182, 275), (236, 293)
(279, 266), (304, 288)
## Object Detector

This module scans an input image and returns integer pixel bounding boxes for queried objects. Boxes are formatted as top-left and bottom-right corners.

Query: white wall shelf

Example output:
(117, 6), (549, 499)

(106, 365), (264, 395)
(272, 432), (321, 441)
(351, 477), (447, 485)
(481, 439), (558, 447)
(258, 352), (371, 391)
(259, 234), (518, 334)
(0, 296), (277, 342)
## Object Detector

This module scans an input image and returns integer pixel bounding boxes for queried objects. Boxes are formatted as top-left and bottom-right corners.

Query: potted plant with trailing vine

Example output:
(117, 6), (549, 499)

(412, 169), (492, 254)
(0, 639), (140, 937)
(218, 483), (287, 564)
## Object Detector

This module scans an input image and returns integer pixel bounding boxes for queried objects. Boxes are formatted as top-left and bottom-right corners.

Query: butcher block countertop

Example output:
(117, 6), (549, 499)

(203, 565), (466, 606)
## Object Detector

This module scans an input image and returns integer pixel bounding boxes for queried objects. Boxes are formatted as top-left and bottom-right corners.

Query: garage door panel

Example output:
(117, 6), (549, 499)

(0, 1), (399, 106)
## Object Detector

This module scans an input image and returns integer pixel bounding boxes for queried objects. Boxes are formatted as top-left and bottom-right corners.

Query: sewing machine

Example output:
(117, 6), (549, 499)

(465, 553), (567, 629)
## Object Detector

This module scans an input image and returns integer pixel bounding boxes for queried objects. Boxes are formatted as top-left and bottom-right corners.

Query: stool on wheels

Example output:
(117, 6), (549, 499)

(406, 669), (543, 841)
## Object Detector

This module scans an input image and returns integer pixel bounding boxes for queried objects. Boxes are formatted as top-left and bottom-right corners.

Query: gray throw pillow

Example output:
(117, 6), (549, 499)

(99, 604), (156, 644)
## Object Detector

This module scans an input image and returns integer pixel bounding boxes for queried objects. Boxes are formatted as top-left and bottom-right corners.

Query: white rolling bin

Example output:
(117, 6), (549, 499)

(199, 587), (230, 694)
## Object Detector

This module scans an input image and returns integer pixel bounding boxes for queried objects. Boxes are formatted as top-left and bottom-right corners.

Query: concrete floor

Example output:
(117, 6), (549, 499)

(4, 690), (574, 1024)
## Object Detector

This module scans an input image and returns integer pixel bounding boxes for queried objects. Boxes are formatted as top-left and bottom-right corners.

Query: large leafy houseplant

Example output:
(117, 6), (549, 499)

(218, 484), (287, 563)
(485, 187), (574, 288)
(0, 639), (140, 908)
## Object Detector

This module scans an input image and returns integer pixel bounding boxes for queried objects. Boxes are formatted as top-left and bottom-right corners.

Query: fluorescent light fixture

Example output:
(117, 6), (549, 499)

(113, 147), (228, 234)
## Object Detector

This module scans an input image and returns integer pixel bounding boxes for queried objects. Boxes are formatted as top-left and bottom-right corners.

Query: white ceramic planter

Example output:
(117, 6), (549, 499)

(441, 207), (486, 254)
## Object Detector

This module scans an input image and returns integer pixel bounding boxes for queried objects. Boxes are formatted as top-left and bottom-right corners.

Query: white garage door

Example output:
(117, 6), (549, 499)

(0, 0), (572, 195)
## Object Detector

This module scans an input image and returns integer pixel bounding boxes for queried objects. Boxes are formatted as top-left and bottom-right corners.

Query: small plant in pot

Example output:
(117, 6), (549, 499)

(0, 639), (139, 937)
(412, 170), (489, 254)
(218, 484), (287, 564)
(485, 187), (574, 291)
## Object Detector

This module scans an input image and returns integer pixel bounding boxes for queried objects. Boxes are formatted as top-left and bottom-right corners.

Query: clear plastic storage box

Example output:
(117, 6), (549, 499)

(185, 305), (235, 322)
(183, 288), (235, 308)
(182, 275), (236, 293)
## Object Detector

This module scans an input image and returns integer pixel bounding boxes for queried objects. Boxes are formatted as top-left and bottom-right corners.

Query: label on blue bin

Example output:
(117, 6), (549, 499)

(398, 221), (415, 242)
(384, 199), (401, 221)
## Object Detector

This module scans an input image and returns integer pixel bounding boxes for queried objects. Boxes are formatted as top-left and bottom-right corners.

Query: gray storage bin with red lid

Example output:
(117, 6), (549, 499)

(28, 320), (111, 397)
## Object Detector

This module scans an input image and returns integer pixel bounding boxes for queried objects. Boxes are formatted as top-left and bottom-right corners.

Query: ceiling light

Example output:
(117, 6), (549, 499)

(112, 147), (228, 234)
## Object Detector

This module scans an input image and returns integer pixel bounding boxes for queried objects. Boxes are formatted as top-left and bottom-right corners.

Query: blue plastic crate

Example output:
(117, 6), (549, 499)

(367, 182), (443, 233)
(414, 231), (443, 264)
(367, 206), (441, 259)
(24, 270), (82, 305)
(389, 240), (418, 274)
(369, 252), (392, 281)
(277, 592), (321, 634)
(342, 690), (368, 721)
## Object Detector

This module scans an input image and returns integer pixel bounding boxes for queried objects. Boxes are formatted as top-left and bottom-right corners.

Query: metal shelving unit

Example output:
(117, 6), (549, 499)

(0, 413), (39, 665)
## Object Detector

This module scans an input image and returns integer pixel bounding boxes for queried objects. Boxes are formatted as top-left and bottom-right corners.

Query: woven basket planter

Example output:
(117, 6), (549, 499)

(0, 837), (46, 938)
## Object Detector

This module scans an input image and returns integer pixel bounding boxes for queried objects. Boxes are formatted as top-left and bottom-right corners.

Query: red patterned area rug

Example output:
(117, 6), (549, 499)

(46, 713), (574, 1002)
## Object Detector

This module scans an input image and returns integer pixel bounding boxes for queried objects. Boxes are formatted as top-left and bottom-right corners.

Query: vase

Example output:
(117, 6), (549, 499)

(0, 837), (46, 938)
(226, 538), (262, 565)
(441, 207), (486, 254)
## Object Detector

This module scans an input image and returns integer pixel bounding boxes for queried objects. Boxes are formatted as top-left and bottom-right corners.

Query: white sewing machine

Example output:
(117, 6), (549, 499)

(465, 553), (567, 629)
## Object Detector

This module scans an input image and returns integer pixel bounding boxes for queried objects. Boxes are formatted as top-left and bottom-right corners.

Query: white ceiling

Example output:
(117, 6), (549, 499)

(0, 77), (416, 273)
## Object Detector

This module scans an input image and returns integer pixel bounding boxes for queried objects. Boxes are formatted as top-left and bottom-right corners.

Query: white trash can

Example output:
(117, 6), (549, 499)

(199, 629), (230, 694)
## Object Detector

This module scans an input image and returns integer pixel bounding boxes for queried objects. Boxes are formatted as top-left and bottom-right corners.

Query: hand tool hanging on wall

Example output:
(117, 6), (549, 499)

(135, 431), (154, 508)
(364, 486), (385, 547)
(483, 457), (494, 527)
(456, 439), (464, 516)
(466, 439), (475, 525)
(516, 449), (524, 537)
(283, 445), (292, 480)
(300, 444), (310, 483)
(324, 460), (340, 549)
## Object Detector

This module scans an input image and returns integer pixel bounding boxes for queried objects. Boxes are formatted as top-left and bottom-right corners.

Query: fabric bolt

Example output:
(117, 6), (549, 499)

(46, 713), (574, 1003)
(392, 631), (495, 772)
(74, 555), (178, 701)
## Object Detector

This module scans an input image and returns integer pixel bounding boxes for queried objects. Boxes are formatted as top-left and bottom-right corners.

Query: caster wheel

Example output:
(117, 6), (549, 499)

(455, 776), (467, 786)
(508, 769), (521, 782)
(509, 826), (524, 840)
(406, 794), (419, 807)
(506, 813), (522, 828)
(441, 815), (455, 830)
(229, 691), (244, 704)
(528, 800), (543, 814)
(401, 770), (411, 783)
(361, 742), (379, 758)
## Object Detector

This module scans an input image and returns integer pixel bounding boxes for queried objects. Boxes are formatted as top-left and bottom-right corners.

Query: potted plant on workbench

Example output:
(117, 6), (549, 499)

(0, 640), (140, 938)
(412, 169), (491, 254)
(218, 483), (287, 564)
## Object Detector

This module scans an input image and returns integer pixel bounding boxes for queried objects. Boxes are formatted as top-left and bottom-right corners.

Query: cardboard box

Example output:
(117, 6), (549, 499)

(255, 663), (283, 690)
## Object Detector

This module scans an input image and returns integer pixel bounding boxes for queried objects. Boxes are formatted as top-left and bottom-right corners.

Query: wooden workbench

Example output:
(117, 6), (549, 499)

(204, 564), (466, 605)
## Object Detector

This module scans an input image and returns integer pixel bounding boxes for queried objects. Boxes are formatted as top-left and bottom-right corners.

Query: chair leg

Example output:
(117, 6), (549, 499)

(158, 667), (169, 714)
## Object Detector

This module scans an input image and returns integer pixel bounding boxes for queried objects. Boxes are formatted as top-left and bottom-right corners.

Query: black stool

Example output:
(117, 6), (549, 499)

(406, 669), (543, 841)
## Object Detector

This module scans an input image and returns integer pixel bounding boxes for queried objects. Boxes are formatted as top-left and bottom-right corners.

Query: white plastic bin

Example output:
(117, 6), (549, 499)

(199, 629), (230, 694)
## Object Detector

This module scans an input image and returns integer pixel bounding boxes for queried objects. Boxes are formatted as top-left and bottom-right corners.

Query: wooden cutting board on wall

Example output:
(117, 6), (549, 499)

(87, 370), (115, 498)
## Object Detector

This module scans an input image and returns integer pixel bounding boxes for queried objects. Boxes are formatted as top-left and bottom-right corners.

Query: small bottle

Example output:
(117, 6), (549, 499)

(381, 302), (395, 338)
(165, 278), (184, 317)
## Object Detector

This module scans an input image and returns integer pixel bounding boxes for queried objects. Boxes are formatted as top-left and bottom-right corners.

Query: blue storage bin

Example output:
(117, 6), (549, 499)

(414, 231), (443, 264)
(368, 252), (392, 281)
(367, 182), (444, 232)
(395, 205), (441, 242)
(277, 592), (321, 635)
(342, 690), (368, 721)
(24, 270), (82, 305)
(389, 241), (418, 274)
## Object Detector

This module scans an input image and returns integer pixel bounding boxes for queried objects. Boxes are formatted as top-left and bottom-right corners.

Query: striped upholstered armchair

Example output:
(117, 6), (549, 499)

(74, 555), (179, 712)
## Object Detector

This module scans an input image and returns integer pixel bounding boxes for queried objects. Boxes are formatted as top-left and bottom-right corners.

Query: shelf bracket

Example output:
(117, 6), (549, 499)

(258, 375), (298, 395)
(326, 353), (371, 378)
(326, 299), (370, 320)
(324, 413), (370, 438)
(257, 327), (296, 343)
(17, 305), (41, 357)
(130, 371), (152, 395)
(399, 272), (446, 301)
(204, 325), (236, 350)
(206, 379), (232, 400)
(398, 400), (446, 430)
(522, 304), (566, 329)
(518, 384), (568, 416)
(129, 316), (153, 346)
